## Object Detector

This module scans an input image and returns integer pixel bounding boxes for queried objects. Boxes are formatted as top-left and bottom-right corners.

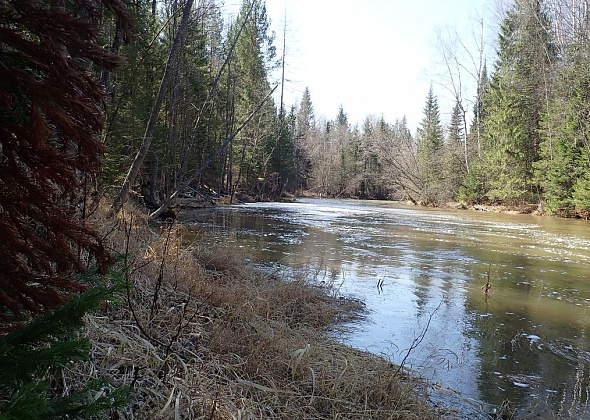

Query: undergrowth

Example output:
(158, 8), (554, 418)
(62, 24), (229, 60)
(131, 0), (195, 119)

(67, 200), (438, 419)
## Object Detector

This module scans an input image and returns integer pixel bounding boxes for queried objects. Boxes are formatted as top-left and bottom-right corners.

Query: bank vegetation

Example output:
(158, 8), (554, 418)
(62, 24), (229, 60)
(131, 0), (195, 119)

(92, 0), (590, 219)
(69, 201), (440, 419)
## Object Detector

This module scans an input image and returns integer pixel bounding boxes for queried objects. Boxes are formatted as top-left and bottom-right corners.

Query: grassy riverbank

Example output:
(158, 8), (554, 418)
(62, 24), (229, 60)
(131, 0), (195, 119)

(69, 202), (441, 419)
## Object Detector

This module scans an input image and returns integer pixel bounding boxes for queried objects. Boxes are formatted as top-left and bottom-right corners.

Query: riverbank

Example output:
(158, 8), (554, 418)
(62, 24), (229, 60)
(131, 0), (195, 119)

(70, 201), (444, 419)
(171, 196), (590, 418)
(166, 187), (544, 218)
(443, 201), (541, 215)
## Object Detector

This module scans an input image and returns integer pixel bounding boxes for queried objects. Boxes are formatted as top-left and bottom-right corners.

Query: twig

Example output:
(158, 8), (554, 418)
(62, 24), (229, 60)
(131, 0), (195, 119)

(481, 262), (492, 297)
(123, 212), (162, 347)
(395, 301), (442, 377)
(150, 222), (175, 322)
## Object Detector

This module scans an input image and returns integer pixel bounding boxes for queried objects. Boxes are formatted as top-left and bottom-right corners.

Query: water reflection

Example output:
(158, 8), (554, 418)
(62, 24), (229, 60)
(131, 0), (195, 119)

(182, 199), (590, 418)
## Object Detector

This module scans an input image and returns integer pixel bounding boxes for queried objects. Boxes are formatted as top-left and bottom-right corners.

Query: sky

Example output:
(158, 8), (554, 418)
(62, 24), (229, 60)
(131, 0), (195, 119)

(223, 0), (500, 132)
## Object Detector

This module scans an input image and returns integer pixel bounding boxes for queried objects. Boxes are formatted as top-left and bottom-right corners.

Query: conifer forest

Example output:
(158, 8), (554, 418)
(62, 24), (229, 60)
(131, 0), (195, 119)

(97, 0), (590, 218)
(4, 0), (589, 218)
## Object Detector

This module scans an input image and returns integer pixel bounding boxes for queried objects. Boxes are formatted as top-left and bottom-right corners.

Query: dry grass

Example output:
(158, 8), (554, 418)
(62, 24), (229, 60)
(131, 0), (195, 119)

(65, 200), (439, 419)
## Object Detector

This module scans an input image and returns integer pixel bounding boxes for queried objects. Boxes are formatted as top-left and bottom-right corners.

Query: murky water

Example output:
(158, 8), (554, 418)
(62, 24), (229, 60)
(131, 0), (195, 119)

(181, 198), (590, 418)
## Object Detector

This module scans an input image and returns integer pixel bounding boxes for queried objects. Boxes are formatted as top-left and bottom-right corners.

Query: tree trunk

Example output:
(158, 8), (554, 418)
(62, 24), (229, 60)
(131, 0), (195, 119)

(231, 141), (248, 203)
(110, 0), (195, 214)
(149, 85), (277, 219)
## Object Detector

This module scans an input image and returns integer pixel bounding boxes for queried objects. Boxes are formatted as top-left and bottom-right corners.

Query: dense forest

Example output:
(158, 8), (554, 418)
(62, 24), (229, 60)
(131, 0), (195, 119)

(78, 0), (590, 218)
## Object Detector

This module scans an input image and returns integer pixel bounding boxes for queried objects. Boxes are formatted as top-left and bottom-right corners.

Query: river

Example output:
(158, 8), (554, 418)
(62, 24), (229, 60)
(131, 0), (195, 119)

(181, 198), (590, 418)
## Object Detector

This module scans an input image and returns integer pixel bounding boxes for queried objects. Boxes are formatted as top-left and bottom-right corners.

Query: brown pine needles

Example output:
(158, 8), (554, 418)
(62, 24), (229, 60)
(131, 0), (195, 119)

(0, 0), (130, 328)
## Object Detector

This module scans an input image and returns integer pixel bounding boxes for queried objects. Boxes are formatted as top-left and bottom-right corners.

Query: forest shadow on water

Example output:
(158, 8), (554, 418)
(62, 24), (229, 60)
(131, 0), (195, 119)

(181, 198), (590, 419)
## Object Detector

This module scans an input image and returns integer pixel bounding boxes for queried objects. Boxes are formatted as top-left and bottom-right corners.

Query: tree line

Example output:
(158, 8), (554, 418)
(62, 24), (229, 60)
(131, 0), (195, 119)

(95, 0), (590, 218)
(293, 0), (590, 218)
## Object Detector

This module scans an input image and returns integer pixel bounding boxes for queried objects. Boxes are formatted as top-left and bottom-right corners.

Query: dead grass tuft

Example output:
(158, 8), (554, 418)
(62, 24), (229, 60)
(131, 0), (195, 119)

(65, 199), (438, 419)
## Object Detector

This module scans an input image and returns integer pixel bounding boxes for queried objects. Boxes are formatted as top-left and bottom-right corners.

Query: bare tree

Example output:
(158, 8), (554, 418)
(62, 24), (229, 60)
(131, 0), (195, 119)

(546, 0), (590, 49)
(370, 118), (423, 203)
(435, 11), (490, 166)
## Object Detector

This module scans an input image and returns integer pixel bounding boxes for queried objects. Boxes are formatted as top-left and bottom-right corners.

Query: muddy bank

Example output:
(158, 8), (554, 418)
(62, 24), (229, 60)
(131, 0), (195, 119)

(444, 201), (540, 215)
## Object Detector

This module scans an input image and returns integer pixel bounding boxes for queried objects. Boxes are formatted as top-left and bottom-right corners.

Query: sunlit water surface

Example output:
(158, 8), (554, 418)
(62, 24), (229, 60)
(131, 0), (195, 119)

(181, 198), (590, 418)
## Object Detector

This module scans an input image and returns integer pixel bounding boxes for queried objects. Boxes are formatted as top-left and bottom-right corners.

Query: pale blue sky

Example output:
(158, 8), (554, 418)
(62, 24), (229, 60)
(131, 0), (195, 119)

(224, 0), (499, 132)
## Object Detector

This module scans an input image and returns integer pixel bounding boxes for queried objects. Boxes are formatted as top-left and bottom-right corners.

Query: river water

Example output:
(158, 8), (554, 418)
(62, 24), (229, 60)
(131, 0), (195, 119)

(182, 198), (590, 418)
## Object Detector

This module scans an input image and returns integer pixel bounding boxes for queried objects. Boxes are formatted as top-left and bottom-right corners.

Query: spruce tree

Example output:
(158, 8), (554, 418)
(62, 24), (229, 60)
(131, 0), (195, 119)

(293, 87), (315, 191)
(536, 45), (590, 216)
(333, 106), (353, 195)
(0, 1), (130, 416)
(469, 0), (555, 205)
(0, 0), (129, 326)
(416, 85), (444, 203)
(0, 272), (129, 418)
(296, 87), (315, 140)
(471, 62), (489, 154)
(227, 0), (279, 198)
(417, 86), (444, 155)
(448, 101), (465, 145)
(445, 100), (467, 199)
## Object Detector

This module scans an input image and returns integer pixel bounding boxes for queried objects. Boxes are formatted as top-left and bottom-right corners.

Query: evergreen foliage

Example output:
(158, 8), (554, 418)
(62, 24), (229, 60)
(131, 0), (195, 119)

(443, 101), (468, 200)
(462, 0), (555, 205)
(416, 86), (444, 204)
(0, 270), (129, 419)
(101, 2), (166, 188)
(0, 2), (131, 418)
(536, 44), (590, 216)
(38, 0), (590, 215)
(293, 87), (315, 190)
(448, 101), (465, 145)
(223, 0), (280, 200)
(417, 86), (444, 156)
(471, 62), (489, 145)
